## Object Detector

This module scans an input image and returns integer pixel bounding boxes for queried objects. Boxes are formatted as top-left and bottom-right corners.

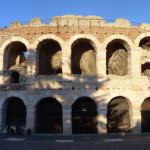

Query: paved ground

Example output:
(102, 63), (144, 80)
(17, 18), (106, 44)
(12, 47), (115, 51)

(0, 134), (150, 150)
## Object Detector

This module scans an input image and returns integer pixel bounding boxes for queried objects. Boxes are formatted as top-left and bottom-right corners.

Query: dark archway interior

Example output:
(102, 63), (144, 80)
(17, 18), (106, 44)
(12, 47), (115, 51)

(139, 37), (150, 50)
(5, 42), (27, 70)
(72, 97), (97, 134)
(71, 39), (96, 75)
(107, 97), (130, 133)
(6, 97), (26, 126)
(36, 98), (63, 133)
(140, 37), (150, 78)
(106, 40), (127, 76)
(11, 72), (19, 83)
(141, 98), (150, 132)
(141, 63), (150, 78)
(38, 39), (62, 75)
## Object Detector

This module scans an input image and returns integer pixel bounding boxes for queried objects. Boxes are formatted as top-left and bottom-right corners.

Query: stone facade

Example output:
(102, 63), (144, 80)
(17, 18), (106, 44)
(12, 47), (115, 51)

(0, 15), (150, 134)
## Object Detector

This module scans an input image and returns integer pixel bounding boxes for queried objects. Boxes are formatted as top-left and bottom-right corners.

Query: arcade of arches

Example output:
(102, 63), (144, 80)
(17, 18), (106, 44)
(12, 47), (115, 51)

(1, 96), (150, 134)
(1, 15), (150, 135)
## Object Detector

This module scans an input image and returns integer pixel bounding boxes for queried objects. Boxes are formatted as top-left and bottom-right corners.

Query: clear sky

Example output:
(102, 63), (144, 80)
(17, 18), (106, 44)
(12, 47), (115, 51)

(0, 0), (150, 28)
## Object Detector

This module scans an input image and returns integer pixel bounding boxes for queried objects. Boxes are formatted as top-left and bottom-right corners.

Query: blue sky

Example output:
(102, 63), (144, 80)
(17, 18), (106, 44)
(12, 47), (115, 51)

(0, 0), (150, 28)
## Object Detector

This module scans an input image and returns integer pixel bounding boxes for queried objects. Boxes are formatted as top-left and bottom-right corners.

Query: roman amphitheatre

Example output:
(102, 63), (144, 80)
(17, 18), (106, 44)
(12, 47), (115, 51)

(0, 15), (149, 134)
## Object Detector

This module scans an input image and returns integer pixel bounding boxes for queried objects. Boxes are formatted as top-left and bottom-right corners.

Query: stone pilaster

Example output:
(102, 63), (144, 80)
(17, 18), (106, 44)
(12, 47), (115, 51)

(27, 48), (36, 82)
(130, 47), (141, 77)
(97, 104), (107, 134)
(63, 107), (72, 135)
(97, 49), (106, 77)
(62, 42), (71, 75)
(132, 107), (141, 133)
(26, 105), (35, 133)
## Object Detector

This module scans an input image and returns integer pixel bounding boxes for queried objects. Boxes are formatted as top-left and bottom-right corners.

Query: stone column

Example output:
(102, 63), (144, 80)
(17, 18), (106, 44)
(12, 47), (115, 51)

(62, 106), (72, 135)
(26, 105), (35, 133)
(97, 104), (107, 134)
(62, 42), (71, 76)
(97, 49), (106, 77)
(129, 47), (141, 77)
(132, 106), (141, 133)
(129, 47), (141, 91)
(27, 46), (37, 83)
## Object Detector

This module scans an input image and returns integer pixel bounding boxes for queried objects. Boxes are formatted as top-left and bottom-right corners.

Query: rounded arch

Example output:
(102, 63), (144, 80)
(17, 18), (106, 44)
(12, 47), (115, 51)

(2, 95), (28, 106)
(108, 96), (133, 109)
(69, 34), (101, 51)
(103, 34), (133, 51)
(33, 34), (64, 50)
(134, 32), (150, 47)
(72, 97), (97, 134)
(141, 97), (150, 132)
(0, 37), (30, 53)
(2, 97), (26, 130)
(36, 36), (63, 75)
(107, 96), (132, 133)
(105, 36), (132, 76)
(70, 36), (98, 75)
(72, 97), (97, 109)
(3, 40), (28, 71)
(35, 97), (63, 134)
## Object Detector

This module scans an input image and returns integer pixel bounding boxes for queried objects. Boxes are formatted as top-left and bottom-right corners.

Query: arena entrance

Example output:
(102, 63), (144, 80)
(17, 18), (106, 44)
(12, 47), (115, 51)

(141, 98), (150, 132)
(72, 97), (97, 134)
(107, 97), (131, 133)
(36, 97), (63, 134)
(4, 97), (26, 127)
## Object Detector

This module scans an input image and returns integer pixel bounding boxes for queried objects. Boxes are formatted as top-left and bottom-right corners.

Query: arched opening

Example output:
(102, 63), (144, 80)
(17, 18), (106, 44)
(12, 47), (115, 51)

(141, 63), (150, 78)
(37, 39), (62, 75)
(107, 97), (131, 133)
(36, 97), (63, 133)
(71, 39), (96, 75)
(11, 72), (19, 83)
(3, 97), (26, 127)
(139, 37), (150, 51)
(4, 42), (27, 70)
(106, 40), (128, 76)
(72, 97), (97, 134)
(141, 98), (150, 132)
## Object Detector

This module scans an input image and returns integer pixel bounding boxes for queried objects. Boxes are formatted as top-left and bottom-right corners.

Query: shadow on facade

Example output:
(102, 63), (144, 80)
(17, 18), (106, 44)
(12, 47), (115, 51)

(0, 47), (146, 135)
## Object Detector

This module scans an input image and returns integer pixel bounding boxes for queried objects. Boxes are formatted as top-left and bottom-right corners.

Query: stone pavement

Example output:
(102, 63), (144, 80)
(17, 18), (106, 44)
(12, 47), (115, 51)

(0, 134), (150, 150)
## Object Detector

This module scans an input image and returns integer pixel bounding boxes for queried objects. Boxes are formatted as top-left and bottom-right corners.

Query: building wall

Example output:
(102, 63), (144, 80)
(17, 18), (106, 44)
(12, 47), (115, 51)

(0, 15), (150, 134)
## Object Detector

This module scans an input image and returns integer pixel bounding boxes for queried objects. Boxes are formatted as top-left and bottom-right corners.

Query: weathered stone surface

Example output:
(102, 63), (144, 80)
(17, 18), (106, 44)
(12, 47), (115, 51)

(7, 15), (150, 30)
(9, 22), (22, 28)
(27, 18), (43, 26)
(108, 49), (127, 76)
(80, 50), (96, 75)
(51, 51), (62, 73)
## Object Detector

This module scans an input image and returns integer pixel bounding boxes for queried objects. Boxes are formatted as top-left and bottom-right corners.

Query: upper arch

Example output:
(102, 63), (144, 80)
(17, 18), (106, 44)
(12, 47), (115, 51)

(68, 34), (101, 51)
(134, 32), (150, 46)
(33, 34), (64, 50)
(0, 37), (30, 54)
(103, 34), (133, 51)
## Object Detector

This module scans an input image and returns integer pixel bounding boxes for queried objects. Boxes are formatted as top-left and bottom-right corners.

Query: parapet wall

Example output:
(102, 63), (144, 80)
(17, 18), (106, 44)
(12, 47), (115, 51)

(8, 15), (150, 30)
